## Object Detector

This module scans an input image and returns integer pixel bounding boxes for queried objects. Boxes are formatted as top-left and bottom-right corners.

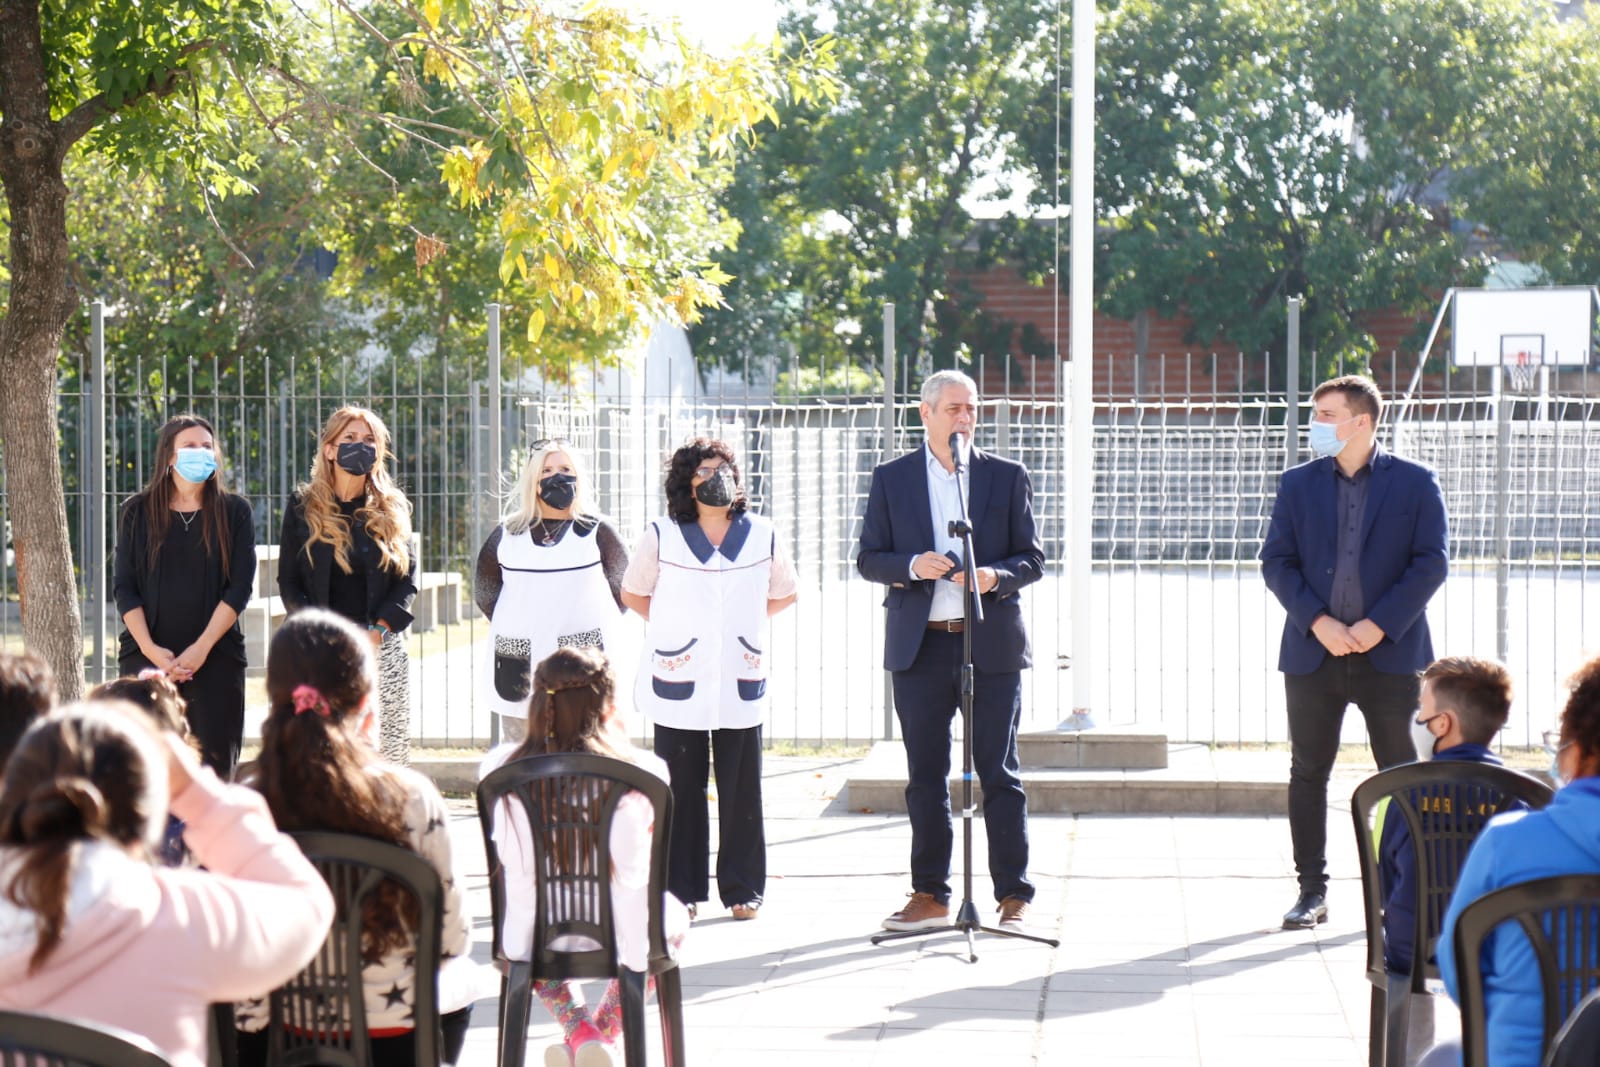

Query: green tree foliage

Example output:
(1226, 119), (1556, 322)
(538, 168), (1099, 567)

(1456, 14), (1600, 285)
(1018, 0), (1543, 369)
(690, 0), (1050, 379)
(0, 0), (830, 695)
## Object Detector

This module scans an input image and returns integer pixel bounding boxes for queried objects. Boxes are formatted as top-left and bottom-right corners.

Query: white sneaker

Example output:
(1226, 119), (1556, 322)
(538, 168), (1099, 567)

(572, 1040), (617, 1067)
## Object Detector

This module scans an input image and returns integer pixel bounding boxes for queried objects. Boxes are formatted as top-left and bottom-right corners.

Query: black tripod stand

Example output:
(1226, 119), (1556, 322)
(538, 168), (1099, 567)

(871, 441), (1060, 962)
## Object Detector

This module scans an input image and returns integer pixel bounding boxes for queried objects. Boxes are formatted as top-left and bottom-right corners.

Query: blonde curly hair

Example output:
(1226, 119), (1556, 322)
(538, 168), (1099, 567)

(297, 405), (412, 576)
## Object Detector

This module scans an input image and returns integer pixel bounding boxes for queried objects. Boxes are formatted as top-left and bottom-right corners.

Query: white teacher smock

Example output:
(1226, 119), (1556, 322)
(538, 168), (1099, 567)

(634, 513), (774, 731)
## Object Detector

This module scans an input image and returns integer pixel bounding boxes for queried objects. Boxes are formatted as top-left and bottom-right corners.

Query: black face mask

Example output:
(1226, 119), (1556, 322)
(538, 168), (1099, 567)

(336, 442), (378, 476)
(694, 470), (735, 508)
(538, 473), (577, 510)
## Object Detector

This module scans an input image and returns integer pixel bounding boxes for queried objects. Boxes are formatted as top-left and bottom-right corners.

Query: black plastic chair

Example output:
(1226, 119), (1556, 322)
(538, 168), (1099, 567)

(0, 1010), (173, 1067)
(1453, 873), (1600, 1067)
(1546, 985), (1600, 1067)
(257, 831), (445, 1067)
(477, 753), (685, 1067)
(1351, 761), (1553, 1067)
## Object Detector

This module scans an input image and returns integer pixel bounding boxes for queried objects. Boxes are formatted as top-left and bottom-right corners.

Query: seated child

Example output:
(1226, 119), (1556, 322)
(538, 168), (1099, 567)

(0, 702), (332, 1067)
(234, 608), (478, 1067)
(480, 646), (690, 1067)
(91, 669), (199, 865)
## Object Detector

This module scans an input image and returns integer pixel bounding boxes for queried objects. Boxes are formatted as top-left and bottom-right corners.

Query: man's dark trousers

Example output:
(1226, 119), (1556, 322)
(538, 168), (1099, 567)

(893, 628), (1031, 905)
(1286, 651), (1418, 895)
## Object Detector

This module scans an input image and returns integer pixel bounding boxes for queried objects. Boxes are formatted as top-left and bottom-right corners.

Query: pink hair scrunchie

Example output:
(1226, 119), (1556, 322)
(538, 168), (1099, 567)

(292, 684), (331, 718)
(137, 668), (165, 681)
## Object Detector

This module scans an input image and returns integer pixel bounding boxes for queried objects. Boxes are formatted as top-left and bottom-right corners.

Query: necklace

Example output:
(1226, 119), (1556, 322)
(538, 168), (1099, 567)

(534, 518), (570, 546)
(175, 509), (200, 531)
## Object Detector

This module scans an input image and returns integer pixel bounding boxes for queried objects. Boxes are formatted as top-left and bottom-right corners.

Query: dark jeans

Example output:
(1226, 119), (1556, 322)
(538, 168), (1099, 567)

(235, 1006), (473, 1067)
(1286, 652), (1418, 894)
(892, 629), (1032, 905)
(653, 722), (766, 908)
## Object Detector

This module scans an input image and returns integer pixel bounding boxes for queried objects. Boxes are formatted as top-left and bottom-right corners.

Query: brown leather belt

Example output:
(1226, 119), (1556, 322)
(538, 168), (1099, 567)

(927, 619), (965, 633)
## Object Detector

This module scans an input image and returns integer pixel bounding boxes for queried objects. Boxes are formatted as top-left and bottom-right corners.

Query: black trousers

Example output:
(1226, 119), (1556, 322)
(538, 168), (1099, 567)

(653, 722), (766, 908)
(1285, 651), (1418, 894)
(120, 647), (245, 779)
(892, 628), (1032, 906)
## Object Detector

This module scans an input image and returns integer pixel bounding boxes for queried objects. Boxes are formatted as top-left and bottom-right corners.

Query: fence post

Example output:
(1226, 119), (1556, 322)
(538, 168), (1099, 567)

(1286, 296), (1301, 466)
(1063, 0), (1097, 731)
(470, 380), (483, 571)
(1493, 365), (1511, 665)
(881, 302), (896, 741)
(89, 301), (107, 682)
(487, 304), (502, 747)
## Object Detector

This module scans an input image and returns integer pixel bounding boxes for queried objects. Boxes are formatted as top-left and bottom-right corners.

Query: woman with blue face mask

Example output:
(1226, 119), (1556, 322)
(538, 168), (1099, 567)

(114, 413), (256, 776)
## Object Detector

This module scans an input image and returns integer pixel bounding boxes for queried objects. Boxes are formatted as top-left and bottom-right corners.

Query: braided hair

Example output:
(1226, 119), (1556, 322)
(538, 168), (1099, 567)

(509, 646), (632, 764)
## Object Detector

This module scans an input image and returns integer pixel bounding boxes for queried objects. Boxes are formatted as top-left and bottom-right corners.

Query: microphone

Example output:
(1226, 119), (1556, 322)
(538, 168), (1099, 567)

(948, 431), (971, 471)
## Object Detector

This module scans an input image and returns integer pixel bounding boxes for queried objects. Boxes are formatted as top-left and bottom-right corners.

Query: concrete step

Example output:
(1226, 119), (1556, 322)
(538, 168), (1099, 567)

(843, 740), (1291, 816)
(1017, 723), (1169, 769)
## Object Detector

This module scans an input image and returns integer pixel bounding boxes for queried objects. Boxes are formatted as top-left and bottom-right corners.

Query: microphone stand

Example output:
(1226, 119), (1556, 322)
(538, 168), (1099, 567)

(871, 439), (1060, 962)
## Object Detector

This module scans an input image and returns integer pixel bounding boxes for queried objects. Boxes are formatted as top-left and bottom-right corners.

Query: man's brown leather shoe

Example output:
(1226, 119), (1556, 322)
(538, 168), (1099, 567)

(882, 892), (950, 931)
(997, 896), (1029, 930)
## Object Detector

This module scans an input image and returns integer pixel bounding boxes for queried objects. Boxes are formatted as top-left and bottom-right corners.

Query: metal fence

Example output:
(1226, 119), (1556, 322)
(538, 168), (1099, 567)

(16, 327), (1600, 749)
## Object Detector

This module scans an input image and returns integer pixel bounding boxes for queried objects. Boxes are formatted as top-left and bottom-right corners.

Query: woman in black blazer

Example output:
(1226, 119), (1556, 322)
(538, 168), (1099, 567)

(278, 404), (418, 764)
(114, 413), (256, 776)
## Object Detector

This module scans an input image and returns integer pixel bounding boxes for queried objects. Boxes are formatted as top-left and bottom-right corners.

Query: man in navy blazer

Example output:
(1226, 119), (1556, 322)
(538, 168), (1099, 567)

(1261, 375), (1449, 929)
(857, 370), (1045, 933)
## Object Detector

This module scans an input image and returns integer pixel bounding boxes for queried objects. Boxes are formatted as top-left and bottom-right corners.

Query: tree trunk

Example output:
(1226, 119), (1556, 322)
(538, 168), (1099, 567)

(0, 0), (87, 699)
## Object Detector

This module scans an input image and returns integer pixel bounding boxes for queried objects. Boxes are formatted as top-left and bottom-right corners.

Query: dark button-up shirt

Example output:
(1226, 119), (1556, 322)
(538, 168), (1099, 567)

(1329, 445), (1380, 624)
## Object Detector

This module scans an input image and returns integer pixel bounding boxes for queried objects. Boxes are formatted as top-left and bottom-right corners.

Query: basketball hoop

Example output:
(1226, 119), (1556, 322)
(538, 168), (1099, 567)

(1506, 351), (1537, 393)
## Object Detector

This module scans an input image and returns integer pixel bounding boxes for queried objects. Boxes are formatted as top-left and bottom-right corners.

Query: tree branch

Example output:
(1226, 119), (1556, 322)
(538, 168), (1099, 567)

(58, 39), (220, 150)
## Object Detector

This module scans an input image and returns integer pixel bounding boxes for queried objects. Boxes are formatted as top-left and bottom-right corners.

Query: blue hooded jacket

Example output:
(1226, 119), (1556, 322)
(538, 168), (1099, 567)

(1438, 776), (1600, 1067)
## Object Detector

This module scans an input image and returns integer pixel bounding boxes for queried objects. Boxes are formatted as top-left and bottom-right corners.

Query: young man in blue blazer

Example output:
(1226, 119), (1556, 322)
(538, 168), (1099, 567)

(1261, 375), (1449, 928)
(857, 369), (1045, 932)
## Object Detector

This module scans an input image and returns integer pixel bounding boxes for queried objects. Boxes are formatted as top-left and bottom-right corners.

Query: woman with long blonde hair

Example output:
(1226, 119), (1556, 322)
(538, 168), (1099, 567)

(278, 405), (418, 764)
(473, 439), (628, 743)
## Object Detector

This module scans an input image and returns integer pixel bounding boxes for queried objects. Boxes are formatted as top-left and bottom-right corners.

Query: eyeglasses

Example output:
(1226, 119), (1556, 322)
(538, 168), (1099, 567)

(694, 466), (727, 480)
(1542, 730), (1573, 756)
(530, 438), (570, 451)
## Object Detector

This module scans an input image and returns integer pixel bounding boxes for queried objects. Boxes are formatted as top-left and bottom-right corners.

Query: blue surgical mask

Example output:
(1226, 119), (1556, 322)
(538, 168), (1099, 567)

(173, 447), (217, 483)
(1550, 753), (1568, 790)
(1308, 418), (1353, 459)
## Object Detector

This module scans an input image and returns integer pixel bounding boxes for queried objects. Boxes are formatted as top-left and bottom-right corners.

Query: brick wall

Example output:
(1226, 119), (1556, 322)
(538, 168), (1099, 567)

(955, 265), (1445, 400)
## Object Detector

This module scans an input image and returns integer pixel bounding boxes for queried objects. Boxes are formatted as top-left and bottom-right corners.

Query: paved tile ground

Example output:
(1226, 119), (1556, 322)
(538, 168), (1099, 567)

(443, 753), (1457, 1067)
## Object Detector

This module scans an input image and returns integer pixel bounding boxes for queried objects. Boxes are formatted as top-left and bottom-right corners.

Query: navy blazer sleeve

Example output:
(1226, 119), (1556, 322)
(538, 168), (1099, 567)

(1364, 465), (1448, 643)
(857, 464), (915, 586)
(991, 462), (1044, 596)
(1259, 465), (1329, 637)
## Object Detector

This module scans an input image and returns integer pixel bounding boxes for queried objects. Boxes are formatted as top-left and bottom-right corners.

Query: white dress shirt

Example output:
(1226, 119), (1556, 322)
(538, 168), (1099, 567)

(913, 442), (970, 623)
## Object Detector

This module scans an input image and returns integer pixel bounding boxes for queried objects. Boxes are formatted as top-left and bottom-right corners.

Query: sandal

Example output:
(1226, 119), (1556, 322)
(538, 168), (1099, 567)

(731, 902), (759, 921)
